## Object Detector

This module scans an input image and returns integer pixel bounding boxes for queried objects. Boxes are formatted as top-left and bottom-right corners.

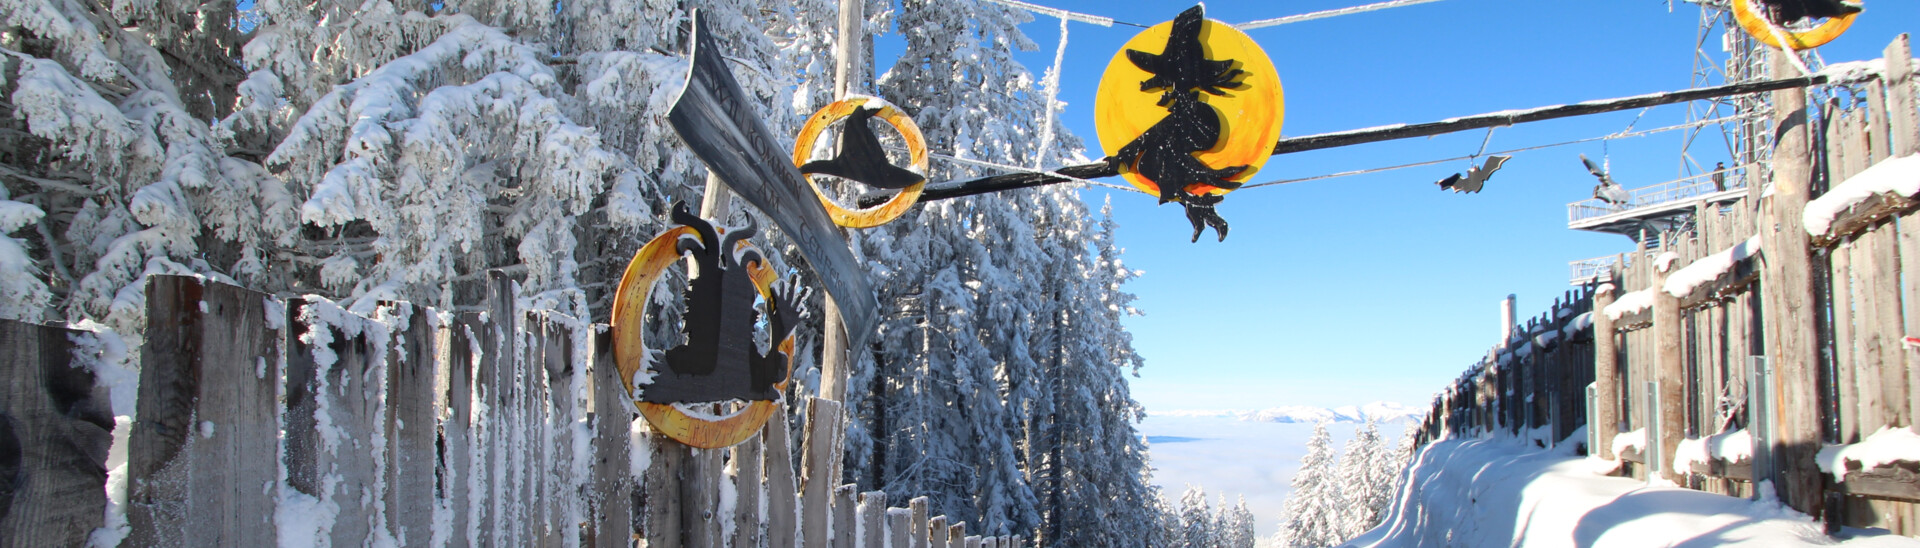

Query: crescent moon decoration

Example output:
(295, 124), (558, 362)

(792, 95), (932, 228)
(610, 201), (800, 449)
(1095, 4), (1284, 243)
(1732, 0), (1860, 50)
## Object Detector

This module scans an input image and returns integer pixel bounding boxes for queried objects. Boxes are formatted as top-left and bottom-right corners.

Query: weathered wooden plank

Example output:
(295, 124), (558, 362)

(1832, 242), (1861, 443)
(542, 314), (582, 547)
(588, 329), (639, 548)
(949, 523), (966, 547)
(684, 440), (725, 546)
(126, 277), (280, 546)
(889, 507), (911, 548)
(964, 535), (981, 548)
(1828, 462), (1920, 503)
(910, 496), (930, 548)
(443, 312), (482, 548)
(802, 397), (844, 548)
(286, 297), (384, 547)
(381, 302), (437, 547)
(766, 406), (799, 548)
(1886, 35), (1915, 157)
(1866, 224), (1910, 429)
(834, 484), (858, 546)
(643, 426), (684, 546)
(0, 320), (112, 548)
(733, 422), (766, 548)
(1759, 50), (1827, 515)
(862, 491), (886, 548)
(928, 516), (948, 548)
(473, 271), (515, 547)
(1852, 239), (1890, 433)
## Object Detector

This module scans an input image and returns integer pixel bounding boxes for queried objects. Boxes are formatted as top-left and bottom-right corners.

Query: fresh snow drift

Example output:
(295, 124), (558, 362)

(1341, 436), (1920, 548)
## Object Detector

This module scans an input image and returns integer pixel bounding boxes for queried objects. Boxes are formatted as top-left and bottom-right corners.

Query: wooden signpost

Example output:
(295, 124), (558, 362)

(667, 9), (879, 353)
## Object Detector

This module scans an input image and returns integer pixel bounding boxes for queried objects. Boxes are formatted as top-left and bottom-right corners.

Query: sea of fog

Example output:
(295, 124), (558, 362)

(1139, 413), (1412, 543)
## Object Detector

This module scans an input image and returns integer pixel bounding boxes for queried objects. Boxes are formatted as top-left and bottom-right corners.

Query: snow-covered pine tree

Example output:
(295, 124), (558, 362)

(1218, 496), (1258, 548)
(1177, 486), (1216, 547)
(1336, 417), (1388, 538)
(1282, 421), (1345, 547)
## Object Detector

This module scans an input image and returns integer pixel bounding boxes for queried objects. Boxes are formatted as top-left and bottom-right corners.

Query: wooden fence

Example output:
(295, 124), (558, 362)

(1419, 37), (1920, 537)
(0, 273), (1023, 547)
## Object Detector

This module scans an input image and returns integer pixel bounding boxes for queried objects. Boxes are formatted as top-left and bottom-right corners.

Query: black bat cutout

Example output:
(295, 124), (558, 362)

(799, 105), (926, 190)
(645, 201), (798, 403)
(1437, 155), (1511, 194)
(1756, 0), (1861, 26)
(1105, 4), (1252, 243)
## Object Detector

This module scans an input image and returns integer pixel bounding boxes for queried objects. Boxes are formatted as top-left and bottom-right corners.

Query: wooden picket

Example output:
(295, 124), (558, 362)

(0, 273), (1027, 547)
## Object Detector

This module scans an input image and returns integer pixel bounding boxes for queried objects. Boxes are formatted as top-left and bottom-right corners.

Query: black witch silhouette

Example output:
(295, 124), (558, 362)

(801, 105), (925, 190)
(1107, 4), (1250, 242)
(642, 201), (801, 403)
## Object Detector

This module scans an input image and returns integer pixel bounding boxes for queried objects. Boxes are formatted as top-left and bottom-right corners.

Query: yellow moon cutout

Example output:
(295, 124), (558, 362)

(792, 96), (931, 228)
(1095, 16), (1284, 198)
(1733, 0), (1857, 50)
(610, 225), (794, 449)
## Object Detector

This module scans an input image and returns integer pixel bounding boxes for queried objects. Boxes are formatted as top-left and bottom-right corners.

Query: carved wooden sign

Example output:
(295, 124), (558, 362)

(667, 9), (878, 350)
(1094, 4), (1284, 242)
(610, 202), (798, 448)
(793, 96), (931, 228)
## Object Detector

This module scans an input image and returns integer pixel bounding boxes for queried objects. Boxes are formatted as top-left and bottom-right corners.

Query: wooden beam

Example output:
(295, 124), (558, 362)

(864, 72), (1837, 206)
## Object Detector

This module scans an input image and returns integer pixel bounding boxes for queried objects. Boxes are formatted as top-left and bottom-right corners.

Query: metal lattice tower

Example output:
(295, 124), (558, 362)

(1566, 0), (1831, 284)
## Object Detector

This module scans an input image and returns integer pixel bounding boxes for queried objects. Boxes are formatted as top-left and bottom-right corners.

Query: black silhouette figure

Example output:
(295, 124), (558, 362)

(1757, 0), (1861, 26)
(1106, 4), (1250, 242)
(644, 201), (799, 403)
(800, 105), (925, 190)
(1436, 155), (1511, 194)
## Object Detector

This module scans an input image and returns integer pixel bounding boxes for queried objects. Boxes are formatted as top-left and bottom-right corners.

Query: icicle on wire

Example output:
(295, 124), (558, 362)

(1235, 0), (1445, 30)
(977, 0), (1140, 27)
(1034, 17), (1070, 170)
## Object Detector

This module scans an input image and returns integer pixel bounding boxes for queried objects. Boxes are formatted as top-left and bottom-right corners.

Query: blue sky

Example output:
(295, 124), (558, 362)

(893, 0), (1919, 412)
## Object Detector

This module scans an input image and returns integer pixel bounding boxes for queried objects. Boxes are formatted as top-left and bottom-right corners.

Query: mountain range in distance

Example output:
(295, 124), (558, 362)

(1151, 401), (1425, 424)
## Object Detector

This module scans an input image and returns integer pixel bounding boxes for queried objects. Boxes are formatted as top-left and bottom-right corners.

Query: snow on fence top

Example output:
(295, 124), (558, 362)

(1816, 426), (1920, 482)
(1803, 154), (1920, 238)
(1603, 289), (1653, 321)
(1663, 235), (1762, 298)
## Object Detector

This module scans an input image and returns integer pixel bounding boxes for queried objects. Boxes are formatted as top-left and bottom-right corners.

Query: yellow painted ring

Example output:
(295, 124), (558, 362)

(792, 96), (930, 228)
(1094, 15), (1284, 198)
(610, 225), (795, 449)
(1733, 0), (1857, 50)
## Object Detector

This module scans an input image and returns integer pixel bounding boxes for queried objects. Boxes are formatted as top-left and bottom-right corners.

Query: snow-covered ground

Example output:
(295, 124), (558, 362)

(1343, 435), (1920, 548)
(1141, 406), (1417, 544)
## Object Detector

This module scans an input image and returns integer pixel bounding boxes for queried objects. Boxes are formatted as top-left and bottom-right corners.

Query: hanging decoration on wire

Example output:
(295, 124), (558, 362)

(1436, 155), (1511, 194)
(1095, 4), (1285, 242)
(1732, 0), (1861, 50)
(610, 201), (804, 448)
(792, 96), (931, 228)
(1582, 154), (1631, 206)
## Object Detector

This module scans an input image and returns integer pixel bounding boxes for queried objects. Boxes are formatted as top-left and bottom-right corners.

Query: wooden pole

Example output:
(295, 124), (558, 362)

(765, 406), (799, 548)
(1654, 240), (1687, 482)
(1758, 50), (1825, 516)
(587, 330), (638, 548)
(1883, 35), (1920, 434)
(382, 302), (438, 547)
(1594, 280), (1620, 461)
